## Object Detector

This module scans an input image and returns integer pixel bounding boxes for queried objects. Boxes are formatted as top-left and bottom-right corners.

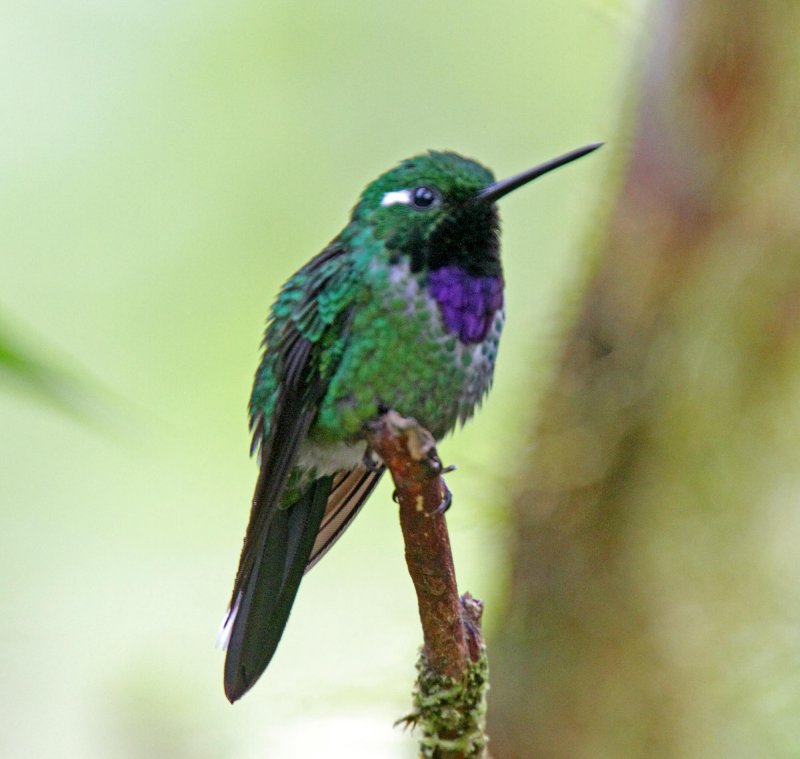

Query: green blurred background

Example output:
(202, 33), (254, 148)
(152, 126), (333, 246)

(1, 2), (643, 756)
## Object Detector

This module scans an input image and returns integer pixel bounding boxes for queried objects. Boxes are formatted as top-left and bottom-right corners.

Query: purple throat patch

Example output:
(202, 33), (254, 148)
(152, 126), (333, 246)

(427, 265), (504, 344)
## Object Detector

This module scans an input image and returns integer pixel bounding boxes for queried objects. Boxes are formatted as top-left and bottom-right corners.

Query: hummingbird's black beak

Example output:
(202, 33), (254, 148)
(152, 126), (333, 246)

(477, 142), (603, 204)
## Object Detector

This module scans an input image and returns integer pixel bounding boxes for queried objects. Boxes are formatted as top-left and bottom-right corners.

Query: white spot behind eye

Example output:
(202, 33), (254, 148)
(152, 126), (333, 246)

(380, 189), (412, 207)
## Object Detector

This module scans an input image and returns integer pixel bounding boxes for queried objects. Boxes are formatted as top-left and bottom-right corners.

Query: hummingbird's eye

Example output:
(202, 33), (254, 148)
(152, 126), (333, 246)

(411, 185), (440, 209)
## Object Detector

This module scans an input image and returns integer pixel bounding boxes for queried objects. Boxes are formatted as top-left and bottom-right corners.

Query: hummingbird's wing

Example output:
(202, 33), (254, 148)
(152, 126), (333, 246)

(222, 243), (368, 701)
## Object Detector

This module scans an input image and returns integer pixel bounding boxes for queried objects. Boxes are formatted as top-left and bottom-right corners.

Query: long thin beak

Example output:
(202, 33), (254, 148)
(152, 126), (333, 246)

(477, 142), (603, 204)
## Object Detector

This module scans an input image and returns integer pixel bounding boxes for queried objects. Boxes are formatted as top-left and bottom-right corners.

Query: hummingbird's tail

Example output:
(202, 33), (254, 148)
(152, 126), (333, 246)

(306, 465), (384, 571)
(222, 476), (332, 703)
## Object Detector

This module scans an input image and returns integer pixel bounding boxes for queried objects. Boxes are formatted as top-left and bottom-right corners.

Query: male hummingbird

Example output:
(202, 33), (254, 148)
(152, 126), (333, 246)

(219, 143), (601, 702)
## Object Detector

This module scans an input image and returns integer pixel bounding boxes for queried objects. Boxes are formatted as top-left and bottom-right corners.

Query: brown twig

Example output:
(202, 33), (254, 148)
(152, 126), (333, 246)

(367, 411), (489, 759)
(367, 411), (469, 675)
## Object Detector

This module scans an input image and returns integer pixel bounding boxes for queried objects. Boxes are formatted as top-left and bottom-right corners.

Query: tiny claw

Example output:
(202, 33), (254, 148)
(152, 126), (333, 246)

(441, 464), (457, 474)
(362, 447), (382, 472)
(391, 489), (400, 503)
(429, 484), (453, 516)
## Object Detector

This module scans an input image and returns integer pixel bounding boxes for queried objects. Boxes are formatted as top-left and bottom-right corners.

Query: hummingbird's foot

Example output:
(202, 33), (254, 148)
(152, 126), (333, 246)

(392, 482), (450, 511)
(431, 484), (453, 515)
(362, 446), (382, 472)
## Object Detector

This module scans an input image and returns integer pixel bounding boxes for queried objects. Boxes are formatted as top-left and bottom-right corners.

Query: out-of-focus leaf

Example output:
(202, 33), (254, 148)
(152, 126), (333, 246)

(0, 312), (91, 420)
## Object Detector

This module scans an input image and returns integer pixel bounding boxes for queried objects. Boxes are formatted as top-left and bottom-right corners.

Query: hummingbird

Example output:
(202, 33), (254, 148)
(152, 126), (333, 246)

(219, 143), (601, 702)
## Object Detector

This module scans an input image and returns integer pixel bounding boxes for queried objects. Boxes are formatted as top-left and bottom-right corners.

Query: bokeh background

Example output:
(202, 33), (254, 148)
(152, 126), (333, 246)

(3, 2), (644, 757)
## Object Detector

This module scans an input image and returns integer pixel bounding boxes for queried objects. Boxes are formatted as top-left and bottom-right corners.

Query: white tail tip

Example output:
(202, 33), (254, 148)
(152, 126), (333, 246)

(215, 592), (242, 650)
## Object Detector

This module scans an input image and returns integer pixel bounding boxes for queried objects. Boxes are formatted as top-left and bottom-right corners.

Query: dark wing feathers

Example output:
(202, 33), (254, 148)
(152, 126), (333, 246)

(230, 244), (350, 611)
(224, 243), (381, 701)
(228, 334), (321, 611)
(223, 330), (325, 702)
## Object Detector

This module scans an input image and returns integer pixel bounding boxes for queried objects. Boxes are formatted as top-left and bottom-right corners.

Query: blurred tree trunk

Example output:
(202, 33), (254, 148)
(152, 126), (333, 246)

(488, 1), (800, 757)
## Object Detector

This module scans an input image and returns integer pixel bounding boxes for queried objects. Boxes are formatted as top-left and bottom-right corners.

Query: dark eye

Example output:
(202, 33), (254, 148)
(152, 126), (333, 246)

(411, 185), (440, 209)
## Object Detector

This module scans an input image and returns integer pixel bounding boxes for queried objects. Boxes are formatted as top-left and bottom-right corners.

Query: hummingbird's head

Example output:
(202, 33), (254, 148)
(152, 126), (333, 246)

(350, 144), (602, 278)
(353, 151), (501, 277)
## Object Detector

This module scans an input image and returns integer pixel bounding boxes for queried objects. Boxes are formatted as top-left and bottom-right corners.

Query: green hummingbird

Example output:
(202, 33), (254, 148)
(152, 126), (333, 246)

(219, 143), (601, 702)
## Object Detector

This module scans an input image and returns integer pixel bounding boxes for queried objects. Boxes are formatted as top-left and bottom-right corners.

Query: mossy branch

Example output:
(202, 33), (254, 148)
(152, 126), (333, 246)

(367, 411), (489, 759)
